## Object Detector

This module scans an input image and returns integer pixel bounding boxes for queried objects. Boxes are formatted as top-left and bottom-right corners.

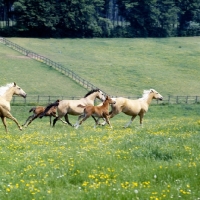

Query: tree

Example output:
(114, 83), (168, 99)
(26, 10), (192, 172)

(13, 0), (58, 36)
(55, 0), (105, 37)
(156, 0), (179, 36)
(117, 0), (161, 36)
(175, 0), (200, 31)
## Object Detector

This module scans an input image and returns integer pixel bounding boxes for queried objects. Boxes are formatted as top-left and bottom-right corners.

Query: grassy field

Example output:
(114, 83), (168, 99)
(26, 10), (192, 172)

(0, 42), (87, 97)
(0, 104), (200, 199)
(6, 37), (200, 97)
(0, 37), (200, 199)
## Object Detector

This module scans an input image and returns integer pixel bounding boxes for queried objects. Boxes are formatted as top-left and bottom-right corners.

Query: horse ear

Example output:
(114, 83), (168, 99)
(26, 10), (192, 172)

(14, 82), (16, 86)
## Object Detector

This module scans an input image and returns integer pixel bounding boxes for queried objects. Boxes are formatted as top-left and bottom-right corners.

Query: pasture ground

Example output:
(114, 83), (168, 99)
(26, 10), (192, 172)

(0, 104), (200, 199)
(5, 37), (200, 97)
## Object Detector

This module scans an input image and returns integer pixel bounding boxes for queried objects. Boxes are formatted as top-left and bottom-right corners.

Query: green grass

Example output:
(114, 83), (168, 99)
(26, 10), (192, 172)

(0, 42), (87, 97)
(1, 38), (200, 199)
(6, 37), (200, 97)
(0, 104), (200, 199)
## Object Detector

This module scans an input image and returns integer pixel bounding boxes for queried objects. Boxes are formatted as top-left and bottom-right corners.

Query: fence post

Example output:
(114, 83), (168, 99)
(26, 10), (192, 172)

(168, 95), (170, 104)
(37, 95), (40, 104)
(176, 96), (178, 104)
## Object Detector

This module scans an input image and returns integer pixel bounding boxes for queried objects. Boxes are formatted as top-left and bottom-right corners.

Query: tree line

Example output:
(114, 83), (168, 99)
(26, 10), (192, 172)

(0, 0), (200, 37)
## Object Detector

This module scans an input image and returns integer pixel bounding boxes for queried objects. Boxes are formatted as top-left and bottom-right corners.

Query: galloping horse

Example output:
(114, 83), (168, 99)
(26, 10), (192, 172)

(0, 82), (27, 132)
(74, 96), (116, 129)
(40, 89), (105, 127)
(108, 89), (163, 128)
(22, 100), (65, 127)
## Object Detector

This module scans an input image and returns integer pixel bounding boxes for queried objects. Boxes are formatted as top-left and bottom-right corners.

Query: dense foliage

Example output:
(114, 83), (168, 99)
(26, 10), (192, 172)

(0, 0), (200, 37)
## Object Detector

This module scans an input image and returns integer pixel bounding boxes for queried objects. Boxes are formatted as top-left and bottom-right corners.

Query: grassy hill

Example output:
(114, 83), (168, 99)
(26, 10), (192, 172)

(2, 37), (200, 98)
(0, 42), (88, 97)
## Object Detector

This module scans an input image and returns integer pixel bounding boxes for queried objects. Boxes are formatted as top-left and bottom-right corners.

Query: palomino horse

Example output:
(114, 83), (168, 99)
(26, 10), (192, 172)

(22, 100), (66, 127)
(108, 89), (163, 128)
(74, 96), (116, 129)
(40, 89), (105, 127)
(0, 82), (26, 132)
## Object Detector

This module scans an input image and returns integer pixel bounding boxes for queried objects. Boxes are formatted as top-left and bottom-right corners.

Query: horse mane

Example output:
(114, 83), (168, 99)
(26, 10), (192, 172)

(139, 89), (155, 100)
(84, 89), (99, 98)
(0, 83), (14, 96)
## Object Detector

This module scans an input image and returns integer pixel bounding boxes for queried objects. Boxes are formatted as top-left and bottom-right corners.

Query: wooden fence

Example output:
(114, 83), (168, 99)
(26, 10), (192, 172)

(11, 95), (200, 105)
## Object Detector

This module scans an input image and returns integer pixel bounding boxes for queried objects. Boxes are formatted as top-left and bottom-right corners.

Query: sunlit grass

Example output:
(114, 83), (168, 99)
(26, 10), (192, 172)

(0, 104), (200, 199)
(6, 37), (200, 97)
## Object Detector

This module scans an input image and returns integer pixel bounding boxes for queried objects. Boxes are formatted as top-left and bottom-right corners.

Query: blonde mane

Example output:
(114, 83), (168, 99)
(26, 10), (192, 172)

(0, 83), (14, 96)
(139, 89), (155, 100)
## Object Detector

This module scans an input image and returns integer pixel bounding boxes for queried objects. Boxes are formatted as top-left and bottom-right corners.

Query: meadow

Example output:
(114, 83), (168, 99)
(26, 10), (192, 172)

(6, 37), (200, 97)
(0, 104), (200, 200)
(0, 37), (200, 199)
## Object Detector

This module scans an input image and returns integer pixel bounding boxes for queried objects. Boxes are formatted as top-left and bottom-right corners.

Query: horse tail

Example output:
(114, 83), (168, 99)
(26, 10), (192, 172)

(39, 100), (60, 118)
(77, 104), (85, 108)
(29, 107), (36, 113)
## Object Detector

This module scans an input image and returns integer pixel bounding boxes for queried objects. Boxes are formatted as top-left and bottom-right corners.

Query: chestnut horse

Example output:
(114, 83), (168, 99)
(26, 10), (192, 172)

(108, 89), (163, 128)
(40, 89), (105, 127)
(74, 96), (116, 129)
(22, 100), (66, 127)
(0, 82), (26, 132)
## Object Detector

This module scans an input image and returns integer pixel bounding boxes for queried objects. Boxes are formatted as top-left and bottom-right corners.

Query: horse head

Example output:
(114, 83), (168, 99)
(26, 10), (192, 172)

(13, 82), (27, 98)
(107, 96), (116, 105)
(97, 89), (106, 101)
(150, 89), (163, 100)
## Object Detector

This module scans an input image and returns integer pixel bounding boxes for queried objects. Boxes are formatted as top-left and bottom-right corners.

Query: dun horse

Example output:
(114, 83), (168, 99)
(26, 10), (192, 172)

(0, 82), (26, 132)
(22, 100), (64, 127)
(40, 89), (105, 127)
(74, 96), (116, 129)
(107, 89), (163, 128)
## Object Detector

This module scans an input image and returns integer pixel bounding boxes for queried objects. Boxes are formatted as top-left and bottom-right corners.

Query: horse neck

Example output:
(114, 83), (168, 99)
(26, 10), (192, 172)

(144, 93), (154, 105)
(85, 92), (98, 104)
(2, 87), (14, 102)
(102, 100), (109, 108)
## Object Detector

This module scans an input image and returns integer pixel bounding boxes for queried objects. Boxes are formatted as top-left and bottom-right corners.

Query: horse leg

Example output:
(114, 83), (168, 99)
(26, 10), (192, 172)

(22, 115), (33, 127)
(5, 111), (22, 131)
(59, 118), (68, 124)
(139, 113), (144, 127)
(74, 113), (84, 127)
(53, 117), (59, 127)
(105, 115), (112, 129)
(101, 108), (120, 126)
(75, 115), (90, 129)
(50, 116), (52, 126)
(1, 117), (8, 133)
(64, 114), (73, 126)
(94, 117), (101, 128)
(124, 115), (137, 128)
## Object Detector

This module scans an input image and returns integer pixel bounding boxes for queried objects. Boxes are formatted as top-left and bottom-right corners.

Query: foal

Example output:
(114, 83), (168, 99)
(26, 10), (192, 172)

(23, 100), (62, 127)
(74, 96), (116, 129)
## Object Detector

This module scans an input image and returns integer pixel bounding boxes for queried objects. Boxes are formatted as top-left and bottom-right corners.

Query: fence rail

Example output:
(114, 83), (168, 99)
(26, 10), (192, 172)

(11, 95), (200, 105)
(0, 37), (104, 93)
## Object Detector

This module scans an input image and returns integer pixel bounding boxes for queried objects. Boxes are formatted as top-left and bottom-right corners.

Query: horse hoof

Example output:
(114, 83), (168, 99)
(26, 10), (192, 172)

(19, 127), (23, 131)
